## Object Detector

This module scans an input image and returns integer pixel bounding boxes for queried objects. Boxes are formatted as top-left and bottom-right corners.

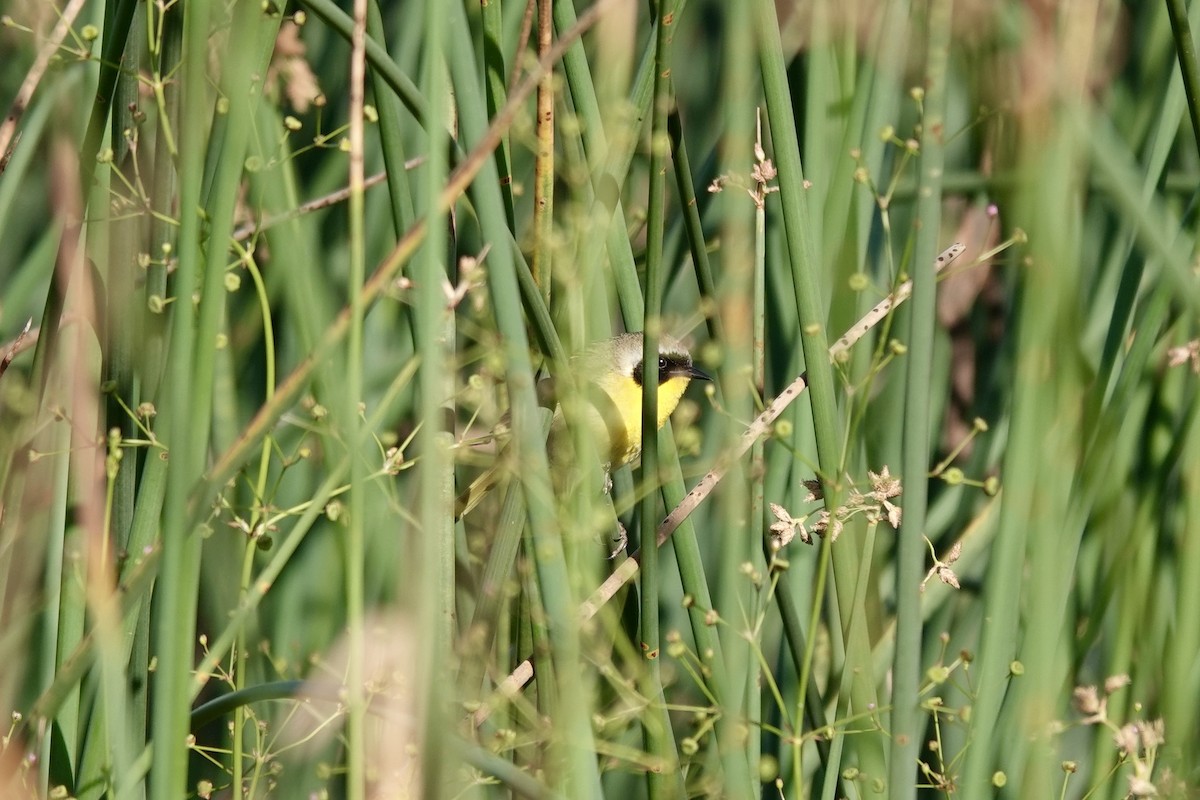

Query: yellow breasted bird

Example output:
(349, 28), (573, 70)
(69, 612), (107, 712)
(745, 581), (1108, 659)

(455, 332), (711, 519)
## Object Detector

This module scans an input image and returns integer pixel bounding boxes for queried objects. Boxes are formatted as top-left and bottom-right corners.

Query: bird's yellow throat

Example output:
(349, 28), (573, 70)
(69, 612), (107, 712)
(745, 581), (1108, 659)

(592, 370), (696, 467)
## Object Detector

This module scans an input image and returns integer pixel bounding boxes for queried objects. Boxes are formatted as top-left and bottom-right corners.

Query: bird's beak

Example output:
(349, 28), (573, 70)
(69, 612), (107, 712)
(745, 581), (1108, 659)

(685, 365), (712, 382)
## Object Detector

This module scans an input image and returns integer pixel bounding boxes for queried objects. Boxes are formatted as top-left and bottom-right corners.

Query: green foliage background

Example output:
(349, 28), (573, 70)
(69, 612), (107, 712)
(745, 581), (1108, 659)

(0, 0), (1198, 797)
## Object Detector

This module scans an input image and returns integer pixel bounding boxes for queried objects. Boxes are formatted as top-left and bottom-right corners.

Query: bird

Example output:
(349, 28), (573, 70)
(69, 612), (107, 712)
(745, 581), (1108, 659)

(454, 332), (711, 519)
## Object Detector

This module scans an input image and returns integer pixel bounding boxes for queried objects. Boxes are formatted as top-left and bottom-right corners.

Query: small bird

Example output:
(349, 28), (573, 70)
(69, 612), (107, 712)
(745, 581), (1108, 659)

(455, 332), (711, 519)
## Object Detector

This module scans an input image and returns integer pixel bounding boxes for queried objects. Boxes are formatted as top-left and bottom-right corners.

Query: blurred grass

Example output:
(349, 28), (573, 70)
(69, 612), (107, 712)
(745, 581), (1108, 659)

(1, 0), (1198, 798)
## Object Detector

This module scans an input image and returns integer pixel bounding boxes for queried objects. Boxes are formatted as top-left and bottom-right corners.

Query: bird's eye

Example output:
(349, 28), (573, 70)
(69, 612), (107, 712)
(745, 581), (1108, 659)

(658, 356), (668, 371)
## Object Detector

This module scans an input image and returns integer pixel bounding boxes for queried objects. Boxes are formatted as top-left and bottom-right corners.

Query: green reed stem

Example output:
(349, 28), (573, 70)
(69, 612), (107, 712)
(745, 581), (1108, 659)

(639, 0), (680, 795)
(888, 0), (951, 794)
